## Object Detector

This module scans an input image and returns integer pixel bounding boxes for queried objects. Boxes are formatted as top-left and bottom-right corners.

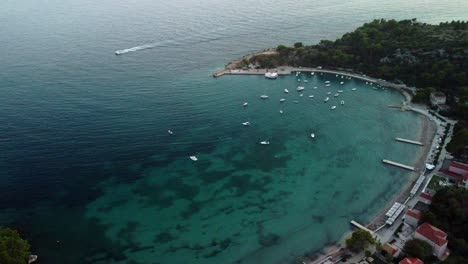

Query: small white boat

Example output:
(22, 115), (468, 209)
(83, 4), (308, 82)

(338, 90), (343, 93)
(295, 72), (299, 76)
(294, 101), (299, 103)
(243, 102), (248, 107)
(260, 141), (270, 145)
(190, 156), (198, 161)
(335, 74), (338, 77)
(304, 80), (308, 83)
(280, 99), (286, 102)
(341, 100), (344, 105)
(279, 110), (283, 114)
(311, 72), (315, 75)
(297, 79), (301, 82)
(341, 76), (344, 79)
(300, 94), (303, 97)
(325, 81), (330, 84)
(313, 86), (318, 89)
(325, 84), (331, 87)
(168, 130), (173, 135)
(366, 82), (369, 84)
(242, 122), (251, 126)
(331, 106), (336, 110)
(334, 93), (339, 97)
(310, 133), (315, 138)
(340, 82), (344, 85)
(260, 95), (269, 99)
(324, 97), (329, 102)
(265, 72), (278, 79)
(297, 86), (305, 91)
(284, 89), (289, 93)
(308, 95), (314, 98)
(327, 92), (331, 95)
(351, 88), (357, 91)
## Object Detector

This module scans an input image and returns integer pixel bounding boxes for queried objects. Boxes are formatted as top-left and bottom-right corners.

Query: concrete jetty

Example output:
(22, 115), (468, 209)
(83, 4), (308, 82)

(350, 220), (374, 234)
(395, 137), (424, 146)
(382, 159), (416, 171)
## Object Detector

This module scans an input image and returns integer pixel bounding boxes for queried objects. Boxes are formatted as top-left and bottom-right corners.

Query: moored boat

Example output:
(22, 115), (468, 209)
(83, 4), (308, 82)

(324, 97), (329, 102)
(260, 141), (270, 145)
(341, 100), (344, 105)
(260, 95), (269, 99)
(297, 86), (305, 91)
(280, 98), (286, 102)
(331, 106), (336, 110)
(190, 156), (198, 161)
(243, 102), (248, 107)
(284, 89), (289, 93)
(265, 72), (278, 79)
(168, 130), (173, 135)
(242, 122), (251, 126)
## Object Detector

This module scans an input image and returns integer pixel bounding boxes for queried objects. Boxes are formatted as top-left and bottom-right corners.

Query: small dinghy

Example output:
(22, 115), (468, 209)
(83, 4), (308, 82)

(297, 86), (305, 91)
(324, 97), (329, 102)
(300, 94), (303, 97)
(310, 133), (315, 139)
(308, 95), (314, 98)
(325, 84), (331, 87)
(190, 156), (198, 161)
(331, 106), (336, 110)
(242, 122), (251, 126)
(304, 80), (308, 83)
(260, 95), (269, 99)
(340, 81), (344, 85)
(334, 93), (339, 97)
(284, 89), (289, 93)
(260, 141), (270, 145)
(325, 81), (330, 84)
(338, 90), (343, 93)
(313, 86), (318, 89)
(341, 100), (344, 105)
(351, 88), (357, 91)
(243, 102), (248, 107)
(168, 130), (173, 135)
(279, 110), (283, 114)
(327, 92), (331, 95)
(280, 99), (286, 102)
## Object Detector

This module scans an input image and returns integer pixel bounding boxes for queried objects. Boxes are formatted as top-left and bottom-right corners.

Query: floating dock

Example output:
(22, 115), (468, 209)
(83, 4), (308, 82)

(350, 220), (374, 234)
(382, 159), (416, 171)
(395, 137), (424, 146)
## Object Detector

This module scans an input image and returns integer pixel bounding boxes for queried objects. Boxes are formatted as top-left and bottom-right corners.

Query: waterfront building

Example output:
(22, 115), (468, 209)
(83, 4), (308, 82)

(419, 192), (433, 204)
(414, 223), (448, 259)
(399, 257), (424, 264)
(404, 209), (421, 227)
(430, 92), (446, 106)
(383, 243), (399, 258)
(438, 160), (468, 188)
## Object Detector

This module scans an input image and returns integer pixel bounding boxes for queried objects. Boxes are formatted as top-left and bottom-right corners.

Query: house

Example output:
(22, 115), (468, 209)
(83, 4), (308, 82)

(404, 209), (421, 227)
(419, 192), (433, 204)
(430, 92), (446, 106)
(383, 242), (399, 257)
(439, 160), (468, 188)
(399, 257), (424, 264)
(414, 223), (448, 259)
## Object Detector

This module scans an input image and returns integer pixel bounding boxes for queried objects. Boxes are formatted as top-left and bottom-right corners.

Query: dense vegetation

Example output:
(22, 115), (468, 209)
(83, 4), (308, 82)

(0, 228), (31, 264)
(345, 230), (375, 252)
(245, 19), (468, 160)
(403, 239), (433, 261)
(421, 187), (468, 263)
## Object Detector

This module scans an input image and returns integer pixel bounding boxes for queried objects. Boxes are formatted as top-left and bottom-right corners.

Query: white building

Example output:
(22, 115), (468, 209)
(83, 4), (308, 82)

(414, 222), (448, 259)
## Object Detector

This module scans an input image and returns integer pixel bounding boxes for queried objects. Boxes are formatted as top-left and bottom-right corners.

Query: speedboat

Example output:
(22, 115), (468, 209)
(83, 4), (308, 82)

(310, 133), (315, 139)
(284, 89), (289, 93)
(243, 102), (249, 107)
(340, 81), (344, 85)
(327, 92), (331, 95)
(308, 95), (314, 98)
(341, 100), (344, 105)
(338, 90), (343, 93)
(325, 84), (331, 87)
(190, 156), (198, 161)
(334, 93), (339, 97)
(297, 86), (305, 91)
(324, 97), (329, 102)
(280, 98), (286, 102)
(168, 130), (173, 135)
(325, 81), (330, 84)
(265, 72), (278, 79)
(351, 88), (357, 91)
(260, 95), (269, 99)
(115, 50), (123, 55)
(331, 106), (336, 110)
(260, 141), (270, 145)
(242, 122), (251, 126)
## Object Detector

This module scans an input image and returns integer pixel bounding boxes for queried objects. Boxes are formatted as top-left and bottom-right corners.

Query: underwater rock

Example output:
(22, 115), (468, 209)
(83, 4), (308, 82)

(258, 232), (280, 247)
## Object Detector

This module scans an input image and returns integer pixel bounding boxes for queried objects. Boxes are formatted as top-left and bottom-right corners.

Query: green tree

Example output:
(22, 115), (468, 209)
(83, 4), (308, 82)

(0, 228), (31, 264)
(345, 230), (375, 252)
(403, 239), (432, 261)
(293, 42), (303, 48)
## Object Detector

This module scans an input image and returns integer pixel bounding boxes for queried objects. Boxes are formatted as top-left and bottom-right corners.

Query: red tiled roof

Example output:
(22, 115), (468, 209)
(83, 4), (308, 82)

(438, 169), (468, 182)
(399, 257), (424, 264)
(406, 209), (421, 220)
(451, 161), (468, 172)
(420, 192), (433, 200)
(416, 222), (448, 247)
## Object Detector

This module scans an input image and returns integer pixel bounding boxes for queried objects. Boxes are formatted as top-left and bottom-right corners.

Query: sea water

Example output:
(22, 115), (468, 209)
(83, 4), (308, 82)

(0, 0), (467, 263)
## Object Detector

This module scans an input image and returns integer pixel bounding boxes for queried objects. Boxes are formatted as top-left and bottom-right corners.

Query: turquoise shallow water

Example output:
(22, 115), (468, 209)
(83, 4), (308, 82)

(1, 0), (467, 263)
